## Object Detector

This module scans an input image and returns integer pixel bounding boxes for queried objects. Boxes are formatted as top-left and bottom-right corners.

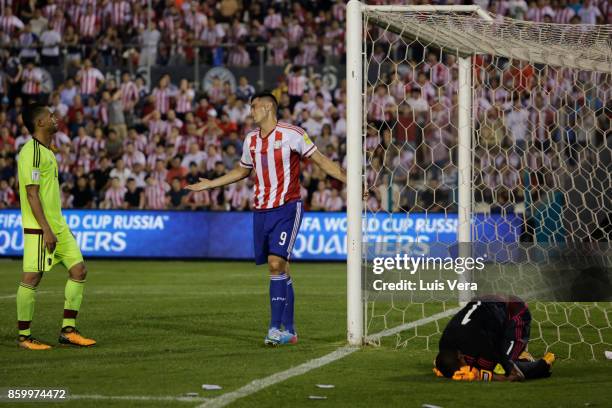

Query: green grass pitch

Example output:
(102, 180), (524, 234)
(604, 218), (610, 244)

(0, 259), (610, 407)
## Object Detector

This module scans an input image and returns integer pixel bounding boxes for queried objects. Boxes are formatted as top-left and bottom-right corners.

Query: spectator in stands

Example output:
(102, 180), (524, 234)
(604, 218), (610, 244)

(124, 178), (145, 209)
(109, 158), (132, 187)
(102, 177), (127, 209)
(72, 176), (94, 209)
(144, 174), (169, 210)
(167, 178), (188, 209)
(0, 178), (16, 208)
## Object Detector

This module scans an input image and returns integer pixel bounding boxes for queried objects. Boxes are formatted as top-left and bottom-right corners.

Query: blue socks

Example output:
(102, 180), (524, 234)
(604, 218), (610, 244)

(269, 274), (288, 330)
(282, 279), (295, 334)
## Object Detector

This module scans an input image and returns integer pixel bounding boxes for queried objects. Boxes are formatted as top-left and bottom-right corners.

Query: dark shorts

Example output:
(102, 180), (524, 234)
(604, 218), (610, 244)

(253, 200), (303, 265)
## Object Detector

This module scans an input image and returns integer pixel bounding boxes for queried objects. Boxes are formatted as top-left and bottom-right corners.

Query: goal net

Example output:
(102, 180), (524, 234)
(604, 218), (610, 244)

(346, 2), (612, 360)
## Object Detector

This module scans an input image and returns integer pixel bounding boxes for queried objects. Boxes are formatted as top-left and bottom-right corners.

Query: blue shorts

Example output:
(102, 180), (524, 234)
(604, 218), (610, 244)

(253, 200), (303, 265)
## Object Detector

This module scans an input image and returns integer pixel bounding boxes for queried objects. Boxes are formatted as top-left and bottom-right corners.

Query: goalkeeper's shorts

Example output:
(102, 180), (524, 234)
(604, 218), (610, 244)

(23, 228), (84, 273)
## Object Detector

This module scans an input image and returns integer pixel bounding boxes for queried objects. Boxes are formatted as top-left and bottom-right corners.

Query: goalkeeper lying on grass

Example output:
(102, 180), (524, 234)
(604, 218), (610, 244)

(434, 295), (555, 382)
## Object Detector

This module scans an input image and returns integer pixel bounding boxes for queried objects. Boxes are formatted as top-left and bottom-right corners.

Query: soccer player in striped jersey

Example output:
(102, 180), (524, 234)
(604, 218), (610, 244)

(16, 104), (96, 349)
(186, 92), (346, 345)
(434, 295), (554, 381)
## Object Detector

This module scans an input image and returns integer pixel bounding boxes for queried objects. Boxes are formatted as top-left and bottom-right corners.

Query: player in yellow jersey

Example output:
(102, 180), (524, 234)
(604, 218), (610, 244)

(16, 104), (96, 349)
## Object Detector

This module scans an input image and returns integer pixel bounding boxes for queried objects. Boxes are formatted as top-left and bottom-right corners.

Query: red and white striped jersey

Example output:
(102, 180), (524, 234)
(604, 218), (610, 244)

(239, 121), (317, 210)
(302, 43), (318, 65)
(287, 25), (303, 45)
(263, 13), (282, 30)
(554, 6), (575, 23)
(148, 119), (169, 138)
(78, 67), (104, 95)
(105, 1), (130, 27)
(424, 63), (449, 86)
(0, 185), (16, 206)
(91, 137), (106, 154)
(324, 194), (344, 211)
(227, 184), (250, 209)
(204, 153), (222, 172)
(269, 36), (288, 66)
(22, 68), (42, 95)
(132, 11), (147, 30)
(99, 103), (109, 125)
(43, 4), (57, 19)
(120, 81), (139, 109)
(175, 89), (194, 113)
(152, 87), (171, 114)
(75, 154), (93, 173)
(56, 153), (74, 174)
(73, 134), (94, 152)
(49, 14), (66, 35)
(151, 168), (168, 185)
(526, 6), (553, 22)
(332, 3), (345, 21)
(53, 131), (71, 148)
(199, 26), (218, 46)
(287, 73), (307, 96)
(126, 134), (148, 153)
(122, 151), (146, 168)
(368, 94), (395, 122)
(146, 152), (167, 170)
(185, 11), (207, 38)
(187, 190), (210, 207)
(79, 13), (99, 37)
(311, 189), (330, 209)
(68, 3), (82, 25)
(0, 15), (24, 34)
(227, 48), (251, 67)
(207, 85), (225, 104)
(105, 187), (126, 209)
(145, 182), (169, 209)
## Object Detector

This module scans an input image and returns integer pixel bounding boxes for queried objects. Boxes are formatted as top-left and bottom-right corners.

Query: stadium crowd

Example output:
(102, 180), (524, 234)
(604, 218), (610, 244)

(0, 0), (610, 212)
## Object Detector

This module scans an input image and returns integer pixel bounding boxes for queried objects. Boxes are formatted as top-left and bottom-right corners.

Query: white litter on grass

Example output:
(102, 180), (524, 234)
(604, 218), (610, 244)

(308, 395), (328, 400)
(604, 350), (612, 360)
(202, 385), (223, 391)
(422, 404), (443, 408)
(315, 384), (335, 389)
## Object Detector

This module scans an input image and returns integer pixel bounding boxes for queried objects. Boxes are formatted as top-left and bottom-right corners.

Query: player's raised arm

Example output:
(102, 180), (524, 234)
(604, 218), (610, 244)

(309, 149), (347, 184)
(184, 165), (251, 192)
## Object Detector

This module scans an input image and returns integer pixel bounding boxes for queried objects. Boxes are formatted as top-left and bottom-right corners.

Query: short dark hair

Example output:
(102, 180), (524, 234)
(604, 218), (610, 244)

(22, 103), (48, 134)
(251, 91), (278, 108)
(435, 350), (462, 378)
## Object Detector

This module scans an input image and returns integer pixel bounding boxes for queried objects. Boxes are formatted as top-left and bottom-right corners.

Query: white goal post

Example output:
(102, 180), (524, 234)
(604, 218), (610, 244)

(346, 1), (486, 346)
(345, 0), (612, 347)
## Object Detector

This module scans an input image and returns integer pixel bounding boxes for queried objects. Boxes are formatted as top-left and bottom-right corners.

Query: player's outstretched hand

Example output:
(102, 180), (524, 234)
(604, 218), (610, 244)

(184, 178), (213, 192)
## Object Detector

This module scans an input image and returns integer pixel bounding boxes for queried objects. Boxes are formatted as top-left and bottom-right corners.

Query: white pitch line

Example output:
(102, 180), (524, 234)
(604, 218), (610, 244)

(0, 291), (52, 300)
(364, 307), (461, 343)
(195, 346), (358, 408)
(197, 310), (458, 408)
(70, 394), (209, 403)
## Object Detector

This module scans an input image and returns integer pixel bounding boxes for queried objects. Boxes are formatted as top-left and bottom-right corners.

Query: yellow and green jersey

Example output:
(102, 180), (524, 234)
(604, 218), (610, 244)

(18, 138), (68, 234)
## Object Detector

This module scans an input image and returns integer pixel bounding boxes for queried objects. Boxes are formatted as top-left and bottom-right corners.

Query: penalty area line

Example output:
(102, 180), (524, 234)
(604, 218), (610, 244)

(70, 394), (210, 403)
(197, 310), (458, 408)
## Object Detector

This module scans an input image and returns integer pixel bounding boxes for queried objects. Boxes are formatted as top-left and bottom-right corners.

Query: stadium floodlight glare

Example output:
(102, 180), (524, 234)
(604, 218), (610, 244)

(346, 0), (612, 358)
